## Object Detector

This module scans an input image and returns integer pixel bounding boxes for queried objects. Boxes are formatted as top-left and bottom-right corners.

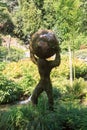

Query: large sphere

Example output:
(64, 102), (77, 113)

(30, 30), (59, 58)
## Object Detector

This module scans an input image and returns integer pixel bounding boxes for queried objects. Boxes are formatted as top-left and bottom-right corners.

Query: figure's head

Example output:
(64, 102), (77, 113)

(30, 29), (59, 58)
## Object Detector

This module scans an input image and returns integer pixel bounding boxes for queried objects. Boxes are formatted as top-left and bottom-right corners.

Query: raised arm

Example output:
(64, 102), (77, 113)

(29, 45), (38, 65)
(49, 50), (61, 68)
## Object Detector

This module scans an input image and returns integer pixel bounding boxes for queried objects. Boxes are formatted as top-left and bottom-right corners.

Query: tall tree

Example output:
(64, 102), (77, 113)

(54, 0), (82, 41)
(13, 0), (41, 40)
(41, 0), (57, 29)
(54, 0), (82, 85)
(0, 1), (14, 34)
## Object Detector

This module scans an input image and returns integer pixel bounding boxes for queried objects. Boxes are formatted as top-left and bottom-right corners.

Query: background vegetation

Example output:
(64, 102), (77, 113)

(0, 0), (87, 130)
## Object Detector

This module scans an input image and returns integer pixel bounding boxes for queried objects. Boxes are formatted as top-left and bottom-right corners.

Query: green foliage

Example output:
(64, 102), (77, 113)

(75, 64), (87, 78)
(73, 34), (87, 50)
(6, 47), (25, 62)
(0, 1), (14, 34)
(12, 0), (58, 40)
(19, 73), (37, 95)
(33, 0), (44, 10)
(64, 78), (87, 100)
(0, 0), (87, 129)
(73, 58), (87, 78)
(0, 60), (38, 104)
(80, 0), (87, 35)
(0, 46), (24, 62)
(1, 102), (87, 130)
(41, 0), (57, 29)
(2, 60), (38, 99)
(2, 56), (87, 103)
(13, 0), (41, 39)
(0, 62), (6, 71)
(0, 2), (9, 24)
(3, 59), (38, 80)
(0, 46), (8, 61)
(51, 56), (87, 79)
(54, 0), (81, 41)
(2, 57), (87, 104)
(1, 0), (86, 46)
(0, 73), (23, 104)
(61, 33), (87, 51)
(0, 50), (87, 129)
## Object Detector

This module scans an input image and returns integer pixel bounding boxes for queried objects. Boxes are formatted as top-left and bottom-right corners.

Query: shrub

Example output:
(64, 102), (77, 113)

(3, 61), (23, 79)
(73, 58), (87, 78)
(0, 46), (25, 62)
(3, 59), (38, 80)
(6, 47), (25, 62)
(51, 56), (69, 79)
(2, 56), (87, 105)
(61, 33), (87, 51)
(51, 56), (87, 79)
(0, 62), (6, 71)
(0, 73), (23, 104)
(0, 102), (87, 130)
(0, 46), (8, 61)
(3, 56), (87, 81)
(2, 59), (39, 99)
(19, 73), (37, 97)
(2, 60), (38, 102)
(64, 78), (87, 101)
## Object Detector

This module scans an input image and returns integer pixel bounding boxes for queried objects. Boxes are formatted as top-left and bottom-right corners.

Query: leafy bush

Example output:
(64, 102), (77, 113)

(0, 54), (87, 129)
(2, 57), (87, 104)
(51, 56), (87, 79)
(0, 73), (23, 104)
(0, 46), (8, 61)
(2, 60), (38, 102)
(61, 34), (87, 51)
(0, 62), (6, 71)
(6, 47), (25, 62)
(3, 59), (39, 80)
(3, 56), (87, 81)
(3, 61), (23, 79)
(0, 1), (14, 34)
(63, 78), (87, 101)
(74, 60), (87, 78)
(0, 102), (87, 130)
(0, 46), (24, 62)
(19, 74), (36, 96)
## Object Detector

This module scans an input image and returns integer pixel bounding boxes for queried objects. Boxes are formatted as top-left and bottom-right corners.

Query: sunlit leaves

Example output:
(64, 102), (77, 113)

(54, 0), (82, 40)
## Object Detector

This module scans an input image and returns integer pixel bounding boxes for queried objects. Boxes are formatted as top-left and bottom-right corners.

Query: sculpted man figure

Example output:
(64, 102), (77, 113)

(29, 29), (61, 110)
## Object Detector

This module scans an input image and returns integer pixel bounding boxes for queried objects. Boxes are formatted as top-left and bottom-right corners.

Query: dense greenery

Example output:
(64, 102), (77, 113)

(0, 0), (87, 129)
(0, 46), (25, 61)
(0, 73), (23, 104)
(0, 57), (87, 129)
(0, 1), (14, 34)
(0, 57), (87, 104)
(1, 102), (87, 130)
(0, 0), (87, 49)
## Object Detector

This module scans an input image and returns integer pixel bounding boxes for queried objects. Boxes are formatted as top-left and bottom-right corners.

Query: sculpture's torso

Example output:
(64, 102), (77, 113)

(37, 58), (51, 79)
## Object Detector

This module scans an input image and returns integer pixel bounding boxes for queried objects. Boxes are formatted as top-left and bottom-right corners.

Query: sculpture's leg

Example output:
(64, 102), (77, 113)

(45, 82), (54, 111)
(31, 80), (43, 105)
